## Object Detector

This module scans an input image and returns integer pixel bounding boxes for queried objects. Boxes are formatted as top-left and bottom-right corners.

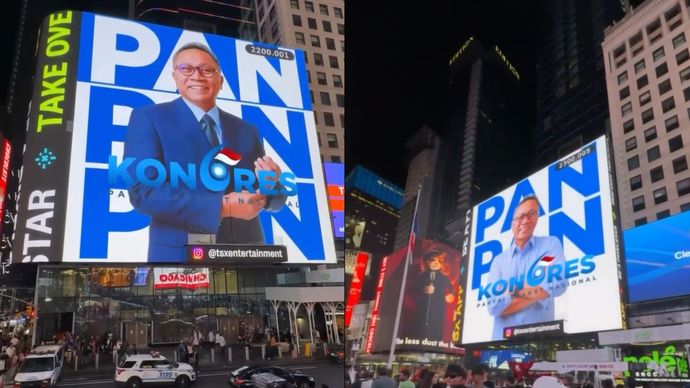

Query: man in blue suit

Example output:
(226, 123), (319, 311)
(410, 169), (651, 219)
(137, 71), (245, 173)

(124, 42), (286, 262)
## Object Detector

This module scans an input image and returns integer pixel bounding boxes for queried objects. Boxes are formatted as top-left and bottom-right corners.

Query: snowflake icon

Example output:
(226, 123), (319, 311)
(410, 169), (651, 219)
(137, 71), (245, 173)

(35, 147), (57, 170)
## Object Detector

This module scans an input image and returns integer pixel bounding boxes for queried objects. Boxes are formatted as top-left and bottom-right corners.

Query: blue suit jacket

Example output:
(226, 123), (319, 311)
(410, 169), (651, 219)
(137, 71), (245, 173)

(124, 97), (284, 262)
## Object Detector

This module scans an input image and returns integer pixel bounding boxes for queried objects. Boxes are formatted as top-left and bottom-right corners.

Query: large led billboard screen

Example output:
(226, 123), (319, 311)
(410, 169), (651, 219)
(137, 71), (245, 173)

(368, 239), (464, 355)
(323, 162), (344, 238)
(13, 12), (335, 264)
(460, 136), (624, 344)
(624, 210), (690, 303)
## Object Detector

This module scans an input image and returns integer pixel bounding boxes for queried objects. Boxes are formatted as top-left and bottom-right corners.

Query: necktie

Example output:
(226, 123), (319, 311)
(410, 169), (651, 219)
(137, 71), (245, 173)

(200, 114), (220, 147)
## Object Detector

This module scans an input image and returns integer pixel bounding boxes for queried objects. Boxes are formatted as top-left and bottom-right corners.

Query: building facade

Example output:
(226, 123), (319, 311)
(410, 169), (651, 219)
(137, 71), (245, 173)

(603, 0), (690, 229)
(255, 0), (345, 164)
(536, 0), (624, 165)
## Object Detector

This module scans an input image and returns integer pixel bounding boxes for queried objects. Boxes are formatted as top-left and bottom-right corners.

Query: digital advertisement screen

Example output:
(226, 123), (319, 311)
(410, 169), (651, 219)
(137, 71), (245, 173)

(369, 239), (464, 355)
(153, 267), (209, 290)
(13, 11), (335, 264)
(323, 162), (344, 238)
(0, 138), (10, 237)
(460, 136), (624, 344)
(624, 210), (690, 303)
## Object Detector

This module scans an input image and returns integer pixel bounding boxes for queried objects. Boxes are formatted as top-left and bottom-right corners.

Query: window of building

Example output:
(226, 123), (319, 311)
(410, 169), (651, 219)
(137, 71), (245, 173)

(681, 66), (690, 81)
(621, 102), (633, 116)
(334, 7), (343, 18)
(659, 79), (672, 95)
(669, 134), (684, 152)
(684, 86), (690, 101)
(295, 32), (305, 45)
(305, 1), (314, 12)
(320, 91), (331, 105)
(623, 119), (635, 134)
(313, 111), (318, 124)
(637, 75), (648, 89)
(625, 136), (637, 151)
(316, 132), (321, 147)
(654, 187), (668, 204)
(651, 166), (664, 182)
(647, 18), (662, 44)
(665, 115), (680, 132)
(339, 113), (345, 127)
(329, 55), (339, 68)
(647, 145), (661, 162)
(337, 23), (344, 35)
(309, 91), (314, 103)
(290, 0), (299, 9)
(336, 94), (344, 107)
(677, 49), (690, 65)
(639, 91), (652, 105)
(662, 96), (676, 113)
(310, 35), (320, 47)
(666, 4), (682, 30)
(319, 4), (329, 15)
(314, 53), (323, 66)
(307, 18), (317, 29)
(331, 155), (341, 163)
(326, 37), (336, 50)
(634, 59), (646, 74)
(653, 46), (665, 61)
(326, 133), (337, 148)
(630, 174), (643, 191)
(316, 72), (327, 85)
(618, 71), (628, 85)
(619, 86), (630, 100)
(677, 178), (690, 196)
(673, 155), (688, 173)
(632, 195), (646, 211)
(333, 74), (342, 88)
(642, 108), (654, 124)
(656, 62), (669, 77)
(635, 217), (647, 226)
(323, 21), (332, 32)
(292, 14), (302, 26)
(644, 126), (657, 142)
(657, 209), (671, 220)
(324, 112), (335, 126)
(628, 155), (640, 171)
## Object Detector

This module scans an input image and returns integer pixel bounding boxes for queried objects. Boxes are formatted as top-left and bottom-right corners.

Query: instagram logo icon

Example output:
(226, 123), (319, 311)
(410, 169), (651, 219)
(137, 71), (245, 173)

(192, 247), (204, 260)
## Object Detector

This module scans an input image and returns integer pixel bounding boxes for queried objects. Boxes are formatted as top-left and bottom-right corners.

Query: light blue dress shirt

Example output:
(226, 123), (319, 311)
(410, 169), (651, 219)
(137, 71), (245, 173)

(486, 235), (567, 340)
(181, 97), (223, 145)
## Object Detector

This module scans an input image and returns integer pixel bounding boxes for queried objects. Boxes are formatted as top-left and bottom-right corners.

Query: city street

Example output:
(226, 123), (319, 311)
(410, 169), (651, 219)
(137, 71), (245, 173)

(55, 360), (344, 388)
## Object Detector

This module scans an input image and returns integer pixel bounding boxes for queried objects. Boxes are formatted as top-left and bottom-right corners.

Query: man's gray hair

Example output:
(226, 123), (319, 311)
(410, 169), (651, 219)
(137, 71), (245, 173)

(173, 42), (220, 67)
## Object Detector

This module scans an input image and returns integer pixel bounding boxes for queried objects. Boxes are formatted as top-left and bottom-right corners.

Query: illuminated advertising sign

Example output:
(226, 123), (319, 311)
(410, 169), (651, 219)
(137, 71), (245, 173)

(460, 136), (624, 344)
(623, 345), (689, 382)
(323, 162), (344, 238)
(369, 239), (464, 355)
(153, 267), (209, 290)
(345, 251), (368, 327)
(13, 12), (334, 264)
(0, 139), (10, 236)
(365, 255), (387, 353)
(624, 210), (690, 302)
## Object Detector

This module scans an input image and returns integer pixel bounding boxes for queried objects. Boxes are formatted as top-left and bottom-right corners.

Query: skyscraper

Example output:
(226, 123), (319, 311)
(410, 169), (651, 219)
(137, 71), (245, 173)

(255, 0), (345, 164)
(535, 0), (624, 165)
(603, 0), (690, 229)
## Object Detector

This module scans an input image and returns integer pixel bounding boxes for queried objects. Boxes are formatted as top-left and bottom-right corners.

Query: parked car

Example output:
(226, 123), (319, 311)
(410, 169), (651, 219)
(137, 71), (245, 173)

(114, 352), (196, 388)
(227, 365), (315, 388)
(327, 344), (345, 365)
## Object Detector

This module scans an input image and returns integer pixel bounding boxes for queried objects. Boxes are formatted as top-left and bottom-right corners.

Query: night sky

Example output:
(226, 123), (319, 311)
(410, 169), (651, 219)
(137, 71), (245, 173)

(346, 1), (538, 187)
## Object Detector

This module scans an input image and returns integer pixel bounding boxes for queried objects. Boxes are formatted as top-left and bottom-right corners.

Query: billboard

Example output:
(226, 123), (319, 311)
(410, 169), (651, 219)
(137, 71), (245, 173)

(460, 136), (624, 344)
(323, 162), (344, 238)
(0, 138), (10, 237)
(624, 210), (690, 302)
(345, 251), (369, 327)
(13, 11), (334, 264)
(368, 239), (464, 355)
(153, 267), (210, 290)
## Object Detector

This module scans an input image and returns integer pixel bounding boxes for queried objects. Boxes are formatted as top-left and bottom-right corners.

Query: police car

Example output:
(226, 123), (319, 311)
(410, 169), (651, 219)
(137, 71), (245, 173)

(114, 352), (196, 388)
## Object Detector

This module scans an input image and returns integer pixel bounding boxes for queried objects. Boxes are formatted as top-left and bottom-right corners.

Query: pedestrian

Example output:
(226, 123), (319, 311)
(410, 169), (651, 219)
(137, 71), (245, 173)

(215, 332), (227, 357)
(399, 369), (415, 388)
(178, 339), (188, 363)
(207, 329), (215, 348)
(468, 365), (490, 388)
(373, 367), (397, 388)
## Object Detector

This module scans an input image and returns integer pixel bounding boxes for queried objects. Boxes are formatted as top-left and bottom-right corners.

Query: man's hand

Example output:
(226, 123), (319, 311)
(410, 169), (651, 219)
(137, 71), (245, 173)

(445, 293), (455, 303)
(500, 286), (550, 316)
(515, 285), (549, 301)
(221, 190), (266, 220)
(423, 285), (435, 295)
(254, 156), (282, 193)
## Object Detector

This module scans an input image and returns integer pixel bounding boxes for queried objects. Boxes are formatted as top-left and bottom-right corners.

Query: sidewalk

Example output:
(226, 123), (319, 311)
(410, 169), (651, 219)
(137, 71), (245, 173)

(60, 342), (337, 378)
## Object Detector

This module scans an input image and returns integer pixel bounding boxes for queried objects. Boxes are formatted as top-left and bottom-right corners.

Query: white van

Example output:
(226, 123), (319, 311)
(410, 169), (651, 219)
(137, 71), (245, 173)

(13, 344), (65, 388)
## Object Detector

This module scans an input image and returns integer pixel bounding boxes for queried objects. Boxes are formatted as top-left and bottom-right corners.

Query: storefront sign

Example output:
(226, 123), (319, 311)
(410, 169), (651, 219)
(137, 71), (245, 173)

(153, 268), (209, 290)
(187, 245), (286, 264)
(624, 345), (689, 382)
(503, 320), (564, 339)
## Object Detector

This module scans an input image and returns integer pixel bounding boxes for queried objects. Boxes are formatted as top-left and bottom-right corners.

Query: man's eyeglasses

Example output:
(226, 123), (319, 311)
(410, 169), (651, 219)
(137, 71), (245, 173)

(176, 63), (218, 78)
(513, 209), (538, 223)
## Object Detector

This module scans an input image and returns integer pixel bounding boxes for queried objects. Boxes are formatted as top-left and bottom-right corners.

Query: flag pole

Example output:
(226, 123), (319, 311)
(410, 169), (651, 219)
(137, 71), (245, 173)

(387, 184), (422, 369)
